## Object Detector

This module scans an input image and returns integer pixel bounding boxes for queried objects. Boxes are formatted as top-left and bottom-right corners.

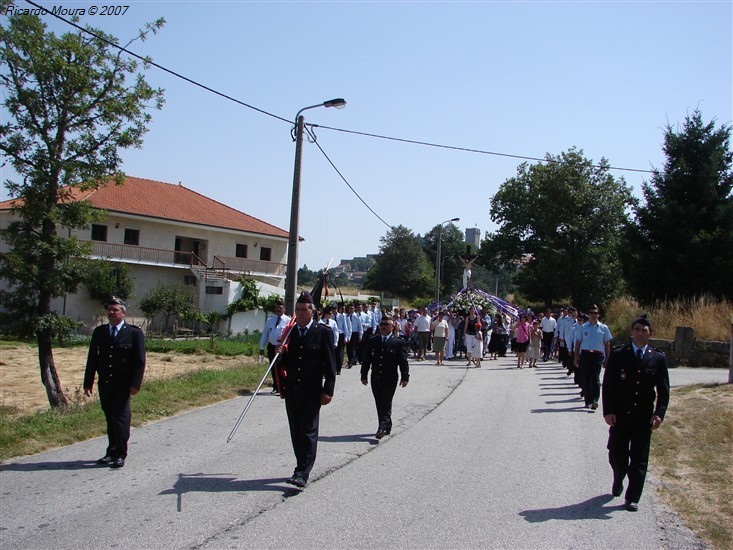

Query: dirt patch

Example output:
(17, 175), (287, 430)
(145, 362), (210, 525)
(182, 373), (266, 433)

(0, 343), (253, 412)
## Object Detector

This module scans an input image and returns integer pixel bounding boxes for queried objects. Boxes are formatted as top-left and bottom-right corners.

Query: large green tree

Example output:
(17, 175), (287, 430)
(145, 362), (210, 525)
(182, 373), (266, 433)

(0, 12), (164, 407)
(480, 148), (635, 309)
(624, 110), (733, 301)
(364, 225), (433, 300)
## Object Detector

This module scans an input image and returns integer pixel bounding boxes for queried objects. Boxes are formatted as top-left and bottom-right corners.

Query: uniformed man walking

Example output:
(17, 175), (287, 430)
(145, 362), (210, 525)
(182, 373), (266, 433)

(602, 314), (670, 512)
(84, 297), (146, 468)
(276, 292), (337, 488)
(361, 316), (409, 439)
(259, 299), (290, 392)
(573, 305), (612, 409)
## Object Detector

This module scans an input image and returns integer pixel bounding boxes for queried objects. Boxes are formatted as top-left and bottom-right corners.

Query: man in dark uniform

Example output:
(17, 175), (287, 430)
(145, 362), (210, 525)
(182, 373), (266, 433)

(602, 313), (670, 512)
(84, 297), (146, 468)
(361, 316), (409, 439)
(277, 292), (336, 488)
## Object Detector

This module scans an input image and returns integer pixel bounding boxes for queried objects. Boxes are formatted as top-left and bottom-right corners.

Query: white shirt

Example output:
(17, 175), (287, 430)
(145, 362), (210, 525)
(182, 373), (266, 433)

(540, 316), (557, 333)
(414, 314), (431, 332)
(259, 314), (291, 349)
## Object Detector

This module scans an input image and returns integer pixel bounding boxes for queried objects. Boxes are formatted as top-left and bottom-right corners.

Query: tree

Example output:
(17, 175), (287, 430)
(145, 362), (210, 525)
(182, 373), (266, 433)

(0, 10), (164, 407)
(420, 222), (464, 298)
(297, 265), (318, 288)
(624, 110), (733, 301)
(480, 148), (635, 308)
(139, 282), (195, 332)
(363, 225), (433, 300)
(84, 260), (135, 307)
(226, 274), (260, 315)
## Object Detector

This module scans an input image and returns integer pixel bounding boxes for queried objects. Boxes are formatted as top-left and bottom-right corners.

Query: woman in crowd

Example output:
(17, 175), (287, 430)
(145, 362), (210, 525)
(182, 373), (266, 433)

(527, 319), (542, 368)
(464, 309), (483, 368)
(487, 313), (507, 360)
(514, 312), (531, 368)
(431, 311), (450, 365)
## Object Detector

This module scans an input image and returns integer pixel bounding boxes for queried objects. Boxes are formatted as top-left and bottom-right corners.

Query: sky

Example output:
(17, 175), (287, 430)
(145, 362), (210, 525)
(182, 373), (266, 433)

(2, 0), (732, 273)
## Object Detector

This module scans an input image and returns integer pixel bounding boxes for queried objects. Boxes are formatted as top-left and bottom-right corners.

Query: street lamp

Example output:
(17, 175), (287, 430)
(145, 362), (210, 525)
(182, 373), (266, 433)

(435, 217), (460, 306)
(284, 98), (347, 315)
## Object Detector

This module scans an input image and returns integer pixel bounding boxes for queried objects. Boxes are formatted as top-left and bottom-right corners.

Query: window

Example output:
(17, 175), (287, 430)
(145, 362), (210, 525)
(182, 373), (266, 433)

(124, 228), (140, 246)
(235, 244), (248, 258)
(91, 224), (107, 242)
(183, 275), (197, 286)
(260, 247), (271, 261)
(205, 286), (223, 295)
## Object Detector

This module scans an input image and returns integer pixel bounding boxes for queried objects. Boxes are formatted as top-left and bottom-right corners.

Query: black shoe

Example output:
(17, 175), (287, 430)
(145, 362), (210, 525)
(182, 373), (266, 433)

(96, 455), (113, 465)
(590, 402), (599, 410)
(612, 481), (623, 497)
(111, 457), (125, 468)
(625, 501), (638, 512)
(375, 430), (386, 439)
(270, 387), (279, 394)
(286, 474), (307, 488)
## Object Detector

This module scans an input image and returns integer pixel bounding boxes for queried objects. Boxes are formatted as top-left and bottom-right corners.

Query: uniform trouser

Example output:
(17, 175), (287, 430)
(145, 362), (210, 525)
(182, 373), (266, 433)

(360, 328), (373, 363)
(541, 332), (554, 360)
(418, 332), (430, 359)
(579, 351), (603, 405)
(372, 379), (398, 433)
(558, 344), (572, 372)
(335, 334), (346, 373)
(99, 387), (132, 458)
(267, 343), (278, 385)
(285, 393), (322, 479)
(347, 333), (360, 365)
(607, 418), (653, 503)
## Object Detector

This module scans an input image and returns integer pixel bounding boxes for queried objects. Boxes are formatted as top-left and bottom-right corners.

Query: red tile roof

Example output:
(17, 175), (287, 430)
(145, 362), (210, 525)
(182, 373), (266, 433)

(1, 176), (289, 239)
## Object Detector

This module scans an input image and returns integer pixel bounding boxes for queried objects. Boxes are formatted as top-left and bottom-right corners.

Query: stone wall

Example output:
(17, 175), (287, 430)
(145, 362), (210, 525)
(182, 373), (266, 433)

(615, 326), (731, 368)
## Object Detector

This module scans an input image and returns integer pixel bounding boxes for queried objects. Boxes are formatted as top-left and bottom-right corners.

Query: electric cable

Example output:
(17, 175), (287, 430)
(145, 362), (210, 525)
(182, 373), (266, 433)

(22, 0), (655, 177)
(304, 125), (394, 230)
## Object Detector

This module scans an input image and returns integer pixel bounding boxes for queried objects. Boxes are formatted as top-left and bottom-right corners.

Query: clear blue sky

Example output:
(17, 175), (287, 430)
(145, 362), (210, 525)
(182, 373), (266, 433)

(4, 1), (732, 271)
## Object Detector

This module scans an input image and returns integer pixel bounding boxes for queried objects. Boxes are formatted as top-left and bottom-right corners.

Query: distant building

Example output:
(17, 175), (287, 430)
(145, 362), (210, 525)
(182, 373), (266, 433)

(465, 227), (481, 248)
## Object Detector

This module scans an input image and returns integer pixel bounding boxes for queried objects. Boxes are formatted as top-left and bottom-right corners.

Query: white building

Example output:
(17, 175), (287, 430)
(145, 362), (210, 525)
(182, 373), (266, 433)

(0, 176), (289, 332)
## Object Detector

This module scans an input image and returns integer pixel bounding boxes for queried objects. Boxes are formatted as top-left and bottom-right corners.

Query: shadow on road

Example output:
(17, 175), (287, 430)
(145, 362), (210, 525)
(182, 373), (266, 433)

(531, 406), (596, 414)
(159, 473), (299, 512)
(520, 494), (621, 522)
(319, 433), (379, 445)
(0, 459), (97, 471)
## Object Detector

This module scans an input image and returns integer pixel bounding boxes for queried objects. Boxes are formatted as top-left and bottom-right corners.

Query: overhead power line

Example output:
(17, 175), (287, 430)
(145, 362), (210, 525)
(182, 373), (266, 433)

(22, 0), (292, 125)
(310, 124), (655, 175)
(23, 0), (654, 178)
(304, 126), (394, 230)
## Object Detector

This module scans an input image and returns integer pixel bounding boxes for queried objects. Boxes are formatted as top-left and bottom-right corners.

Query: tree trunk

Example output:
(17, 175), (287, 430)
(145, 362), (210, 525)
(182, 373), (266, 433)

(37, 331), (68, 408)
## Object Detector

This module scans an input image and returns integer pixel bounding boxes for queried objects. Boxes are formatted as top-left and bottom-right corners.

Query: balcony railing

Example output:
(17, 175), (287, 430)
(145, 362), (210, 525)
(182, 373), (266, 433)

(213, 254), (286, 277)
(83, 241), (286, 277)
(86, 240), (194, 266)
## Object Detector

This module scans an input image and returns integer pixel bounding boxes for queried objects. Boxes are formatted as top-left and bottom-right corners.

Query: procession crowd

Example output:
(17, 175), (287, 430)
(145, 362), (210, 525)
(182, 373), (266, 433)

(81, 293), (669, 516)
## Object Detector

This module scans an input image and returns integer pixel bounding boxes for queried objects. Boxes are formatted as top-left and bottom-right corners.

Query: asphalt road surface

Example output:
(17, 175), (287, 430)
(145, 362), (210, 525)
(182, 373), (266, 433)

(1, 356), (726, 550)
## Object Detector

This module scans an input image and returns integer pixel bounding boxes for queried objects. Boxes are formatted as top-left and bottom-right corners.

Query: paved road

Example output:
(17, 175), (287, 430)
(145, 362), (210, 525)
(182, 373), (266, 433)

(1, 358), (725, 550)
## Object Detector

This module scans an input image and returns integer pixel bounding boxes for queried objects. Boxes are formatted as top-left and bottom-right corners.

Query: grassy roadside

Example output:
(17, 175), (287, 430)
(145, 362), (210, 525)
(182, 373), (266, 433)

(650, 383), (733, 550)
(0, 361), (269, 461)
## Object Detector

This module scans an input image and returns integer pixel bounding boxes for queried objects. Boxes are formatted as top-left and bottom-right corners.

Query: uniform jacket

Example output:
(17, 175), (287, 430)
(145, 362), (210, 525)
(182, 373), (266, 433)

(280, 323), (337, 397)
(84, 323), (146, 393)
(602, 343), (670, 421)
(361, 334), (409, 384)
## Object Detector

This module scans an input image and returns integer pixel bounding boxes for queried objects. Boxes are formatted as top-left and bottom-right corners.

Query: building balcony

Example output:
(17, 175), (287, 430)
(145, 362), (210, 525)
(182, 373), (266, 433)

(84, 241), (286, 278)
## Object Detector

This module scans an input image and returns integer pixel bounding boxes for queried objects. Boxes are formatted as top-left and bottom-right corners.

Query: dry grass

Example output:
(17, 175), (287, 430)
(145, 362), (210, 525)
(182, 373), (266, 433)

(650, 384), (733, 550)
(606, 296), (732, 341)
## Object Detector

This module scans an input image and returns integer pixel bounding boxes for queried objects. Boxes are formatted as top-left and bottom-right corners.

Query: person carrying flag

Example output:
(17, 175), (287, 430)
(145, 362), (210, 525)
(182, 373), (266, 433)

(276, 291), (337, 488)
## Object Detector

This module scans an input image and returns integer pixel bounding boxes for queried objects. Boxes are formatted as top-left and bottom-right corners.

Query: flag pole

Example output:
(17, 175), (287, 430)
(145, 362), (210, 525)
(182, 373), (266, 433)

(226, 323), (295, 443)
